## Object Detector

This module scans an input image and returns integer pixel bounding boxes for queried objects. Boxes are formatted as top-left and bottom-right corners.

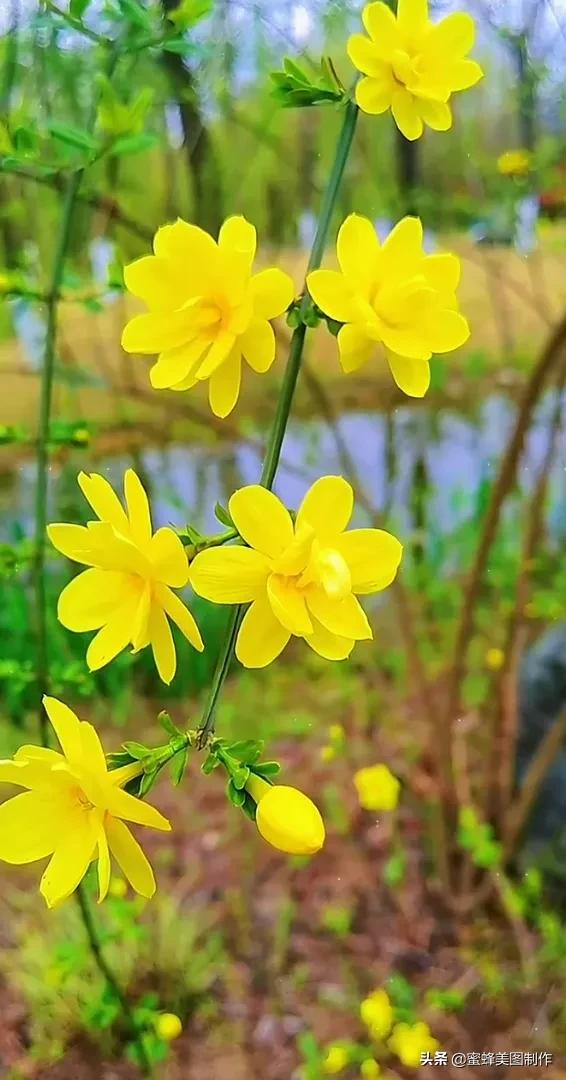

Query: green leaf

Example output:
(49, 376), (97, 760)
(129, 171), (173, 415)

(122, 740), (151, 760)
(117, 0), (154, 30)
(159, 710), (180, 737)
(170, 747), (189, 786)
(139, 769), (159, 798)
(169, 0), (212, 29)
(383, 848), (406, 888)
(110, 133), (158, 157)
(231, 765), (250, 791)
(70, 0), (92, 16)
(201, 752), (219, 775)
(226, 739), (263, 763)
(48, 121), (100, 154)
(214, 502), (234, 528)
(252, 761), (281, 778)
(161, 37), (197, 55)
(13, 126), (38, 155)
(241, 792), (257, 821)
(227, 779), (245, 807)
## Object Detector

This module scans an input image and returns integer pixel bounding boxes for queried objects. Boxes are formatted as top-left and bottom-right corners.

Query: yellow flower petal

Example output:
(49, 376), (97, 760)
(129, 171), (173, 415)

(147, 528), (190, 588)
(47, 523), (94, 564)
(153, 218), (218, 268)
(105, 786), (171, 832)
(77, 471), (130, 533)
(190, 546), (269, 604)
(236, 595), (291, 668)
(306, 590), (372, 641)
(306, 269), (359, 323)
(423, 309), (470, 352)
(124, 469), (152, 548)
(240, 319), (276, 373)
(121, 309), (198, 354)
(418, 98), (452, 131)
(40, 812), (98, 908)
(347, 34), (387, 77)
(336, 529), (403, 594)
(97, 824), (111, 904)
(447, 58), (483, 91)
(422, 253), (460, 294)
(337, 324), (375, 374)
(267, 575), (313, 635)
(155, 584), (204, 651)
(148, 603), (176, 684)
(249, 267), (294, 319)
(386, 352), (431, 397)
(296, 476), (353, 540)
(380, 324), (431, 360)
(391, 88), (423, 140)
(229, 485), (294, 557)
(123, 255), (188, 312)
(14, 745), (63, 765)
(208, 349), (242, 418)
(362, 2), (400, 54)
(380, 216), (424, 277)
(86, 604), (136, 672)
(106, 817), (156, 898)
(397, 0), (428, 34)
(57, 569), (129, 632)
(425, 12), (475, 58)
(337, 215), (380, 290)
(303, 617), (354, 661)
(355, 75), (394, 115)
(150, 335), (210, 390)
(80, 722), (107, 776)
(0, 792), (63, 863)
(42, 696), (83, 762)
(195, 328), (236, 381)
(218, 215), (257, 265)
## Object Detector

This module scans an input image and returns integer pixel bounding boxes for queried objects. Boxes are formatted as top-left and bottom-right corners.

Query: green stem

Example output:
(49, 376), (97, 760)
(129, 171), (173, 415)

(34, 169), (83, 746)
(197, 99), (358, 746)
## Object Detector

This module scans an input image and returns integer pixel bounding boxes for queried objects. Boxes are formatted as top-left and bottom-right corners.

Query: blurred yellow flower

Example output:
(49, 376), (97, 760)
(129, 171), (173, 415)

(360, 989), (394, 1040)
(388, 1022), (439, 1067)
(320, 745), (336, 763)
(109, 875), (128, 898)
(121, 215), (295, 418)
(361, 1060), (381, 1078)
(485, 647), (505, 671)
(0, 696), (170, 908)
(190, 476), (402, 668)
(497, 149), (531, 176)
(329, 723), (345, 743)
(48, 469), (203, 684)
(307, 215), (469, 398)
(154, 1013), (183, 1041)
(323, 1044), (350, 1074)
(348, 0), (483, 140)
(354, 764), (400, 812)
(246, 775), (325, 855)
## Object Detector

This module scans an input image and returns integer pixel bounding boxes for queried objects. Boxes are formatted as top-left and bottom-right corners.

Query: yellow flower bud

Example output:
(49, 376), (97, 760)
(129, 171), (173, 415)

(246, 775), (325, 855)
(323, 1044), (350, 1074)
(485, 647), (504, 671)
(361, 1059), (381, 1078)
(320, 745), (336, 763)
(109, 876), (128, 898)
(154, 1013), (183, 1042)
(388, 1022), (439, 1068)
(354, 765), (400, 812)
(360, 989), (393, 1040)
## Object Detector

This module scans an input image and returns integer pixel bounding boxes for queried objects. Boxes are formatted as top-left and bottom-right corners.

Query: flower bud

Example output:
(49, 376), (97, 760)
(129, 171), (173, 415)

(154, 1013), (183, 1042)
(246, 775), (325, 855)
(354, 764), (400, 812)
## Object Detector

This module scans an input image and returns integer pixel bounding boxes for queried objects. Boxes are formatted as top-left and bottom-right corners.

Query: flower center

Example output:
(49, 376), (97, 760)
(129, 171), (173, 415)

(298, 542), (351, 600)
(73, 786), (94, 812)
(391, 48), (415, 87)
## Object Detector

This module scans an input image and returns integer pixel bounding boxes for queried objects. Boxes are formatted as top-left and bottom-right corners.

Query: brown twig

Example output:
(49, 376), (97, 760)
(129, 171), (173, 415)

(503, 708), (566, 858)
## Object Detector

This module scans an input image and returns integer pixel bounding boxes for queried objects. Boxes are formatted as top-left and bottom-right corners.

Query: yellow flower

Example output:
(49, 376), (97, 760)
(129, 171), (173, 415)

(246, 775), (325, 855)
(121, 215), (295, 418)
(47, 469), (203, 684)
(109, 875), (128, 898)
(361, 1060), (381, 1078)
(354, 764), (400, 812)
(329, 723), (345, 743)
(323, 1045), (350, 1074)
(0, 697), (170, 908)
(307, 214), (469, 398)
(360, 989), (394, 1040)
(497, 149), (531, 176)
(189, 475), (402, 668)
(485, 647), (504, 671)
(348, 0), (483, 140)
(387, 1022), (439, 1067)
(320, 745), (336, 763)
(154, 1013), (183, 1041)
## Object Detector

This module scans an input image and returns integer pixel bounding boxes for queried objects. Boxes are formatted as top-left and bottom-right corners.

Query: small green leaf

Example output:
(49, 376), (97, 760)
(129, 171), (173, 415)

(122, 740), (151, 760)
(383, 848), (406, 888)
(48, 121), (100, 153)
(170, 747), (189, 786)
(231, 765), (250, 791)
(227, 739), (263, 763)
(214, 502), (234, 528)
(241, 792), (257, 821)
(70, 0), (92, 16)
(139, 769), (159, 797)
(227, 779), (245, 807)
(161, 37), (197, 55)
(117, 0), (154, 30)
(201, 752), (219, 775)
(110, 133), (157, 157)
(159, 711), (180, 737)
(169, 0), (212, 28)
(252, 761), (281, 778)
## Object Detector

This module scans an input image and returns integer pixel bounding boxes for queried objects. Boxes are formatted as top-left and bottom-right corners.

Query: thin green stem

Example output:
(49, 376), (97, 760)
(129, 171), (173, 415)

(197, 99), (358, 745)
(34, 169), (83, 746)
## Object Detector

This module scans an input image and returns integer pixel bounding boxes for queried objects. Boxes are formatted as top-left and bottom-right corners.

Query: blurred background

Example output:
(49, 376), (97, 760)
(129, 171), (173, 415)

(0, 1), (566, 1077)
